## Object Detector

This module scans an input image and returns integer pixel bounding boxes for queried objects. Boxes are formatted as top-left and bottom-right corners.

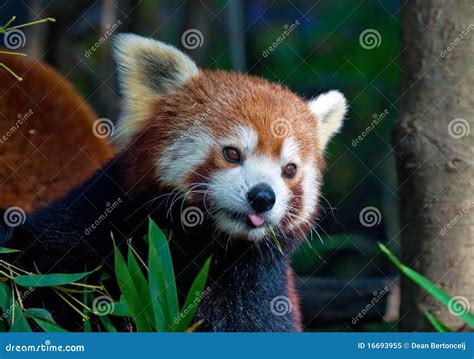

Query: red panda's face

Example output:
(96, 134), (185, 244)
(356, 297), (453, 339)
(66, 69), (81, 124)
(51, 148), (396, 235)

(113, 34), (347, 242)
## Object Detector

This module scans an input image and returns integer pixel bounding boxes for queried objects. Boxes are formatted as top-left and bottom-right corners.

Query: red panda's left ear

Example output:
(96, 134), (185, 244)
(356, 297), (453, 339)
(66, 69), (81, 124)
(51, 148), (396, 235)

(112, 33), (199, 145)
(307, 90), (348, 152)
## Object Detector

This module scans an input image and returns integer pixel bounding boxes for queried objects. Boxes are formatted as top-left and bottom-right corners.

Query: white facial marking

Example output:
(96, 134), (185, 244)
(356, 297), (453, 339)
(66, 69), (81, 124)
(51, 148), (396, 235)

(157, 124), (215, 188)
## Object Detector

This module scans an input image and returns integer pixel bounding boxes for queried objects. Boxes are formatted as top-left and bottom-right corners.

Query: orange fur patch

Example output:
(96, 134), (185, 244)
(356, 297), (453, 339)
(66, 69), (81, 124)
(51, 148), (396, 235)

(0, 52), (113, 212)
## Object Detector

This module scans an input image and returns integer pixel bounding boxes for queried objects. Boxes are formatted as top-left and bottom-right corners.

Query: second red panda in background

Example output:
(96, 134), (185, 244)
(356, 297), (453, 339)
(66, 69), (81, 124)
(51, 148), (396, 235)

(1, 34), (347, 331)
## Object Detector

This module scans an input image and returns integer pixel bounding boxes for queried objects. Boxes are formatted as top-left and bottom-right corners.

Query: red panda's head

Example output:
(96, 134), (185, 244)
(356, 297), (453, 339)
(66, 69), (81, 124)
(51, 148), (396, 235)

(113, 34), (347, 242)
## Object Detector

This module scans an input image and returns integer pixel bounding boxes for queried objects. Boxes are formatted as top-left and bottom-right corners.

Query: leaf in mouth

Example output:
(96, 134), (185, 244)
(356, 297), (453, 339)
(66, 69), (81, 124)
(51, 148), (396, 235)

(268, 226), (283, 255)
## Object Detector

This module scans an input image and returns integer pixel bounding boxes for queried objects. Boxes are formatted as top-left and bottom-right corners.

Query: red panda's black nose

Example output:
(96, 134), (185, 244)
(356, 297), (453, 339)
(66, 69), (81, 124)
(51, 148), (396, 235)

(247, 184), (276, 213)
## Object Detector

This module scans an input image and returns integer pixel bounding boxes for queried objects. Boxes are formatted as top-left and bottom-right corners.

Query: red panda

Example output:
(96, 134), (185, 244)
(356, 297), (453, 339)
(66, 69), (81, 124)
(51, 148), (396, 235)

(0, 52), (113, 212)
(1, 34), (347, 332)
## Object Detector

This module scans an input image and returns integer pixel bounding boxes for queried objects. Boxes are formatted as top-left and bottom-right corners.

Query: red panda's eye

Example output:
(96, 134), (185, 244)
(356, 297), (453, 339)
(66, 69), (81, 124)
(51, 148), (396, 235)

(223, 147), (241, 163)
(282, 163), (297, 178)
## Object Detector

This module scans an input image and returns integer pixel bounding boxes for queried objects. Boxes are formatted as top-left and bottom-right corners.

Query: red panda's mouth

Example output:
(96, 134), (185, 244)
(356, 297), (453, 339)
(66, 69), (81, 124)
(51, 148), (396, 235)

(222, 210), (267, 229)
(246, 213), (265, 227)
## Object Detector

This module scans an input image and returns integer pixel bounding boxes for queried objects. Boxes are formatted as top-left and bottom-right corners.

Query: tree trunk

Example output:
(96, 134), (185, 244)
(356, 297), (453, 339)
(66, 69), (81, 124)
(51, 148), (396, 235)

(395, 0), (474, 331)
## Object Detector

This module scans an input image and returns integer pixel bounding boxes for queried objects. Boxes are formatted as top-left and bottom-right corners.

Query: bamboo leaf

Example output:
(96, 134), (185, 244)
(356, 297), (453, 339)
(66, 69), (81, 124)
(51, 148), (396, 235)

(148, 218), (177, 330)
(14, 270), (95, 287)
(127, 246), (155, 328)
(114, 243), (151, 331)
(32, 317), (68, 332)
(379, 243), (474, 328)
(173, 257), (211, 332)
(0, 247), (20, 254)
(423, 310), (451, 332)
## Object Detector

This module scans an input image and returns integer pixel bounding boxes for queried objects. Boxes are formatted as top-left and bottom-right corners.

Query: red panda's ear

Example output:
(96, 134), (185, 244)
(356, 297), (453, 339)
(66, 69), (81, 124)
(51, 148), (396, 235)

(112, 33), (199, 144)
(307, 90), (347, 152)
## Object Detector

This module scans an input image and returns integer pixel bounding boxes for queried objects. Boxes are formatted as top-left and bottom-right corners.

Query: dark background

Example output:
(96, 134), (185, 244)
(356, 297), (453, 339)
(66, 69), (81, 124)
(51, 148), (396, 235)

(1, 0), (401, 331)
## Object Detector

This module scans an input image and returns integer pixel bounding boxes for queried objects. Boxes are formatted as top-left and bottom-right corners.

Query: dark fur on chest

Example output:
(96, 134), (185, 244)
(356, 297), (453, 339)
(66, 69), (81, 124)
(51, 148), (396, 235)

(1, 156), (299, 332)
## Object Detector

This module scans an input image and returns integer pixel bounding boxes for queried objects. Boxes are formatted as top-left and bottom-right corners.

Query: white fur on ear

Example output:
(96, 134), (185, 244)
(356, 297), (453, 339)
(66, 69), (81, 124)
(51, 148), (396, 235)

(308, 90), (347, 151)
(112, 33), (199, 144)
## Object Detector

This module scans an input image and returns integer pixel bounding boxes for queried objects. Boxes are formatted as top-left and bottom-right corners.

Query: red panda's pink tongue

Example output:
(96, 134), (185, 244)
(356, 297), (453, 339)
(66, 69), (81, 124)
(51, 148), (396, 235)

(246, 213), (265, 227)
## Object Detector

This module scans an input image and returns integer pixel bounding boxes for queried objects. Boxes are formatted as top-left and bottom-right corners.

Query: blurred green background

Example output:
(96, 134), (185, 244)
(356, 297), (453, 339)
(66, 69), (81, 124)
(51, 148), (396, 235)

(1, 0), (401, 331)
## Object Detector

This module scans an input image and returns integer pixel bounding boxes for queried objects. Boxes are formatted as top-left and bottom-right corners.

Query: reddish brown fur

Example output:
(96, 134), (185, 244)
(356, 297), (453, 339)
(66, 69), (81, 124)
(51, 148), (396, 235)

(121, 70), (325, 192)
(287, 267), (303, 331)
(0, 52), (113, 212)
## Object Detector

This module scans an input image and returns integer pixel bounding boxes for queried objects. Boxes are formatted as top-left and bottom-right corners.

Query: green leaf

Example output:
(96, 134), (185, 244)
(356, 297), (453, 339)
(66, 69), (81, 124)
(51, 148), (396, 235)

(110, 300), (129, 317)
(24, 308), (55, 323)
(127, 246), (155, 328)
(423, 310), (451, 332)
(32, 317), (68, 332)
(379, 243), (474, 328)
(82, 291), (92, 332)
(148, 218), (178, 330)
(173, 257), (211, 332)
(268, 226), (283, 254)
(0, 246), (20, 254)
(9, 307), (32, 332)
(14, 270), (95, 287)
(0, 282), (12, 325)
(98, 313), (117, 332)
(114, 243), (151, 331)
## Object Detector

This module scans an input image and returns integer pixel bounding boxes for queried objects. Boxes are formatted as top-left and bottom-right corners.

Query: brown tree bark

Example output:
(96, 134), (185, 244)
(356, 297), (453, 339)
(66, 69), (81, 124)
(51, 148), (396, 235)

(395, 0), (474, 331)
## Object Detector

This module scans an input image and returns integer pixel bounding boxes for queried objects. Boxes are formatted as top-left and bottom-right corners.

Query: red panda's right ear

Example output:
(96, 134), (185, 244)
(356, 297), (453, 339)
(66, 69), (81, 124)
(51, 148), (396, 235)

(112, 33), (199, 145)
